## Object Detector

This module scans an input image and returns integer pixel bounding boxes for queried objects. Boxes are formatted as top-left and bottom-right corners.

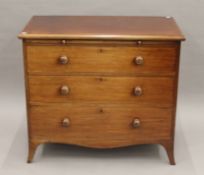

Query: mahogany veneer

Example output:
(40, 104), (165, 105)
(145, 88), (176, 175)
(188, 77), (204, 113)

(19, 16), (185, 164)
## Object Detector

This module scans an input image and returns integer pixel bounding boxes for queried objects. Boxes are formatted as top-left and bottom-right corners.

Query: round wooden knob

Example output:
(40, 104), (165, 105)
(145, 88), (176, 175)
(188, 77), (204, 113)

(134, 86), (142, 96)
(134, 56), (144, 65)
(60, 85), (70, 95)
(58, 55), (69, 64)
(132, 118), (141, 128)
(62, 118), (70, 127)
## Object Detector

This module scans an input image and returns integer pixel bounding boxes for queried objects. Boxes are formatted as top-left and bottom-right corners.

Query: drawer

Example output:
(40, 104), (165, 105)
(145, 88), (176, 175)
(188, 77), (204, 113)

(28, 76), (174, 107)
(26, 44), (177, 76)
(29, 103), (172, 148)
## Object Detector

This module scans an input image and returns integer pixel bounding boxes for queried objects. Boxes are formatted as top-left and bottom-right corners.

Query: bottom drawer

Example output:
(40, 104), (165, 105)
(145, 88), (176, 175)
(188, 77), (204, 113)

(29, 103), (173, 148)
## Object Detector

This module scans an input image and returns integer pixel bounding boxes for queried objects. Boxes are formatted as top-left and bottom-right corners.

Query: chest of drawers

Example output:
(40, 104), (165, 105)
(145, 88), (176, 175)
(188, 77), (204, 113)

(19, 16), (185, 164)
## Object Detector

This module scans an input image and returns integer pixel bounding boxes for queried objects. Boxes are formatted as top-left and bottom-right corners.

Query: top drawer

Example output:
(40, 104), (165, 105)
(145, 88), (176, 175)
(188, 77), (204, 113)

(25, 41), (178, 76)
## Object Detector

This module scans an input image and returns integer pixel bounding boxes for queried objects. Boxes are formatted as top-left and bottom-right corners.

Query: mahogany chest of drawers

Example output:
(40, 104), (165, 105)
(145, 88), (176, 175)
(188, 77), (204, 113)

(19, 16), (185, 164)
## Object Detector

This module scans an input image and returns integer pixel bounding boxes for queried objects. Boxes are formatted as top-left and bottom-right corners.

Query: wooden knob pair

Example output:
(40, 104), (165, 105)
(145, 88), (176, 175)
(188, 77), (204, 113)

(60, 86), (142, 96)
(61, 118), (140, 128)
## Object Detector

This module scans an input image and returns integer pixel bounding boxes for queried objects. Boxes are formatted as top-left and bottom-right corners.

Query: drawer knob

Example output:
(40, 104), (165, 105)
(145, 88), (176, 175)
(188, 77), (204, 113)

(60, 85), (70, 95)
(59, 55), (69, 64)
(132, 118), (141, 128)
(62, 118), (70, 127)
(134, 56), (144, 65)
(134, 86), (142, 96)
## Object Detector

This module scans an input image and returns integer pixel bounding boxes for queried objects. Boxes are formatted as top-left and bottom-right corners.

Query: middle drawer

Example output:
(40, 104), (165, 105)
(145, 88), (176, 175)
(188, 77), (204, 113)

(29, 76), (174, 107)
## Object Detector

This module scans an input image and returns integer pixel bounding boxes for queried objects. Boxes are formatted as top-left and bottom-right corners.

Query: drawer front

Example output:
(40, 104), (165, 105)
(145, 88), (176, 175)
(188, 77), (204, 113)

(29, 103), (172, 148)
(29, 76), (174, 107)
(26, 44), (177, 75)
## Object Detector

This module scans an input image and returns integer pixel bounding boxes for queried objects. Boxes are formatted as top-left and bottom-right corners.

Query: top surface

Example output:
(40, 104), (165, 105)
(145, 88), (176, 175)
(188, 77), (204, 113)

(18, 16), (185, 41)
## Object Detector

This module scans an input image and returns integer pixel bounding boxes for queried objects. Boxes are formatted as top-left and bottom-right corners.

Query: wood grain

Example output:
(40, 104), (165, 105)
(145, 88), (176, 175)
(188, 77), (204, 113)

(26, 43), (178, 76)
(28, 75), (174, 107)
(18, 16), (185, 41)
(29, 103), (172, 148)
(18, 16), (185, 164)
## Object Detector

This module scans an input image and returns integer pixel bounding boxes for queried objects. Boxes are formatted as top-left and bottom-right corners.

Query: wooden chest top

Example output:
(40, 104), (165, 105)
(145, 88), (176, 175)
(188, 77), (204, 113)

(18, 16), (185, 41)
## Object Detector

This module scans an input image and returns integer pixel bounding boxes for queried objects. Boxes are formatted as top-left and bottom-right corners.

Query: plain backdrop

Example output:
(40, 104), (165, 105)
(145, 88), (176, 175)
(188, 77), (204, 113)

(0, 0), (204, 175)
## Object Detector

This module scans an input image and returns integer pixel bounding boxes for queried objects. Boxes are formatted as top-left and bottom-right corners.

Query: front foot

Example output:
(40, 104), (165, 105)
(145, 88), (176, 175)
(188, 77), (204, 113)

(27, 141), (40, 163)
(160, 140), (175, 165)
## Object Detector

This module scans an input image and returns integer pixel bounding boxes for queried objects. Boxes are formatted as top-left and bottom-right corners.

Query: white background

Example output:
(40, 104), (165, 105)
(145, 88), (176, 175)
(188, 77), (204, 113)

(0, 0), (203, 174)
